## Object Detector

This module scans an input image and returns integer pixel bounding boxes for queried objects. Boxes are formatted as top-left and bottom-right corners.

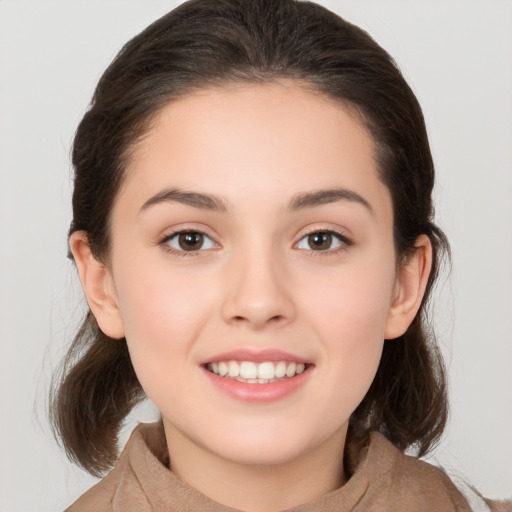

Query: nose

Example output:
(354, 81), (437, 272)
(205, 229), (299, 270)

(221, 249), (296, 330)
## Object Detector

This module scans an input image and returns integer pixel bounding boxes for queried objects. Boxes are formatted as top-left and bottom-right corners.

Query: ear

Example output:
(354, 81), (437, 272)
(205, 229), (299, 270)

(385, 234), (433, 340)
(69, 231), (125, 339)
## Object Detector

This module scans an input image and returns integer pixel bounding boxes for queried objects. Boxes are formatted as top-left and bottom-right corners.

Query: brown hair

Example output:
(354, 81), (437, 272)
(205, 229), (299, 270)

(50, 0), (449, 477)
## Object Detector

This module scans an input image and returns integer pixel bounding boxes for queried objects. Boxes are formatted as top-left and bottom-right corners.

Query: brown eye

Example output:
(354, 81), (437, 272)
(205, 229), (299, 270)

(163, 231), (216, 253)
(296, 230), (350, 252)
(178, 232), (204, 251)
(307, 232), (333, 250)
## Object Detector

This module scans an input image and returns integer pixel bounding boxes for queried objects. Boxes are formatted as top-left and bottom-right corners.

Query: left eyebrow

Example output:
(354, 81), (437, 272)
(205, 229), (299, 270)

(287, 188), (374, 216)
(140, 188), (229, 213)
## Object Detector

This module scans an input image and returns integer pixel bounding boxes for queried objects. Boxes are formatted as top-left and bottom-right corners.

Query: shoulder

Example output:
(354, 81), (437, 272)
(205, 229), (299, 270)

(359, 432), (471, 511)
(65, 423), (160, 512)
(64, 422), (230, 512)
(361, 432), (512, 512)
(451, 481), (512, 512)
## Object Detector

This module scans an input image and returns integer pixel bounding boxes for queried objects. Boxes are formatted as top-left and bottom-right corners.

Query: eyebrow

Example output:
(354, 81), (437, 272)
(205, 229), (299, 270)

(140, 188), (229, 213)
(139, 186), (373, 215)
(288, 188), (374, 215)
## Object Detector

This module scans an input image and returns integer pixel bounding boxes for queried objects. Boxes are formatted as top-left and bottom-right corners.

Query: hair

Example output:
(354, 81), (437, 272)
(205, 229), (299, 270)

(50, 0), (450, 477)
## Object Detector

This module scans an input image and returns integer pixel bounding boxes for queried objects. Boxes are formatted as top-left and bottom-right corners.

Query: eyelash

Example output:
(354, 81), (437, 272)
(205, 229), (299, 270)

(159, 229), (217, 258)
(159, 228), (353, 257)
(295, 229), (353, 255)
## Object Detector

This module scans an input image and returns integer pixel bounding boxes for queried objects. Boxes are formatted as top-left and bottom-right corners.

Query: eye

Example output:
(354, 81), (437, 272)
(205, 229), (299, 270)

(296, 230), (350, 251)
(162, 230), (217, 252)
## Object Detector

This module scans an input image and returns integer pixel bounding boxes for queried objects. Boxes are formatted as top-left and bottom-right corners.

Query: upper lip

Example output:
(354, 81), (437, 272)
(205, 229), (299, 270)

(199, 348), (312, 365)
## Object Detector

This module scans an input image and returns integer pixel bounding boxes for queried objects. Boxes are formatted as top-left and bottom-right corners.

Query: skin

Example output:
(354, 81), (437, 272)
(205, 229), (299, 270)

(71, 82), (432, 512)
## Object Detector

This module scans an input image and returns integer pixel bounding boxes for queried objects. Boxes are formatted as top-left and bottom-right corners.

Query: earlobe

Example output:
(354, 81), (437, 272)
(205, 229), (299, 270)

(385, 234), (432, 340)
(69, 231), (125, 339)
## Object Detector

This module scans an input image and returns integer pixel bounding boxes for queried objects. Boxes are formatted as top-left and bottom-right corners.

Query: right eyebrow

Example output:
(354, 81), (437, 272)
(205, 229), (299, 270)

(139, 188), (229, 213)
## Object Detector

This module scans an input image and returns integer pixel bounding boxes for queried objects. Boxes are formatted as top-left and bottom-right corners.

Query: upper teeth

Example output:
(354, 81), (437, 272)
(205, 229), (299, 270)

(207, 360), (306, 382)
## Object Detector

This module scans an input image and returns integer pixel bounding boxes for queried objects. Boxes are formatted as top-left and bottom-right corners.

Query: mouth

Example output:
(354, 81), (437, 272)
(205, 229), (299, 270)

(204, 360), (309, 384)
(201, 349), (313, 402)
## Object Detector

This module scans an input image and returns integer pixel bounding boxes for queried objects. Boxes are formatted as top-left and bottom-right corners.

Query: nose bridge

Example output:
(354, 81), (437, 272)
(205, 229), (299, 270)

(221, 237), (295, 329)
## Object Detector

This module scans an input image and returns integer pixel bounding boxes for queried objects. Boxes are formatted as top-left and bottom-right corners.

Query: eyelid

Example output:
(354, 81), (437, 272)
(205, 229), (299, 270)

(294, 227), (353, 252)
(158, 225), (220, 256)
(157, 224), (352, 256)
(158, 222), (219, 242)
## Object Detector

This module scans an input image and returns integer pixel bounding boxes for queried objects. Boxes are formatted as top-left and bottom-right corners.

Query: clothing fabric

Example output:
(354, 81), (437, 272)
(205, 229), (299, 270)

(66, 422), (508, 512)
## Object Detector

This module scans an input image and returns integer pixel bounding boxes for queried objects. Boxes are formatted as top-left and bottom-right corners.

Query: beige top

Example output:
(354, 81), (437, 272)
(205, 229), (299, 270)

(66, 422), (502, 512)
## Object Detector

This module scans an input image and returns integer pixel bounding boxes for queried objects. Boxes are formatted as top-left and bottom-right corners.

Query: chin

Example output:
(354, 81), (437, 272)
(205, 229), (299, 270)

(216, 440), (310, 467)
(199, 424), (339, 468)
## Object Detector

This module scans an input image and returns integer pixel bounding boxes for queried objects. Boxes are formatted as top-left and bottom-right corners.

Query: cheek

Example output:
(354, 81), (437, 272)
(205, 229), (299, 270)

(297, 257), (395, 402)
(299, 255), (395, 343)
(111, 262), (216, 392)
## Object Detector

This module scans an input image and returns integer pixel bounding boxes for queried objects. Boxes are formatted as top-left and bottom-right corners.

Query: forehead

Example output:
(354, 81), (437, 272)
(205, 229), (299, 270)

(117, 82), (391, 220)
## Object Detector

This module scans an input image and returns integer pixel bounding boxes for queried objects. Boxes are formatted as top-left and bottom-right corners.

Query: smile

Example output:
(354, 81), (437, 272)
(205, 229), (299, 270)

(206, 360), (307, 383)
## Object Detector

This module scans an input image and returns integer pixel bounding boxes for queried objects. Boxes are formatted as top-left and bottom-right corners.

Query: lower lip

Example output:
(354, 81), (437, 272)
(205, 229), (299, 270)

(202, 366), (312, 403)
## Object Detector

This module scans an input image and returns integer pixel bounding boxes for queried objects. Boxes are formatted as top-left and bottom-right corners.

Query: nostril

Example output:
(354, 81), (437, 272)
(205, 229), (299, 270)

(229, 313), (286, 327)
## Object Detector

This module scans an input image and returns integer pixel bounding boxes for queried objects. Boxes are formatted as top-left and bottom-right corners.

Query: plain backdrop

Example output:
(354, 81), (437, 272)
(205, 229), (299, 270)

(0, 1), (511, 510)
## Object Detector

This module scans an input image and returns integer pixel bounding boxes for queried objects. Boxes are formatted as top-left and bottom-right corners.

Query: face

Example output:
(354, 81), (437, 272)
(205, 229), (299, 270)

(87, 83), (418, 468)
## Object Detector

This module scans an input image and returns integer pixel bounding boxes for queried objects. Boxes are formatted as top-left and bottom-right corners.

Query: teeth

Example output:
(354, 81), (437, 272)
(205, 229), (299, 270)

(227, 361), (239, 377)
(239, 361), (257, 379)
(218, 361), (228, 376)
(257, 362), (274, 380)
(207, 360), (308, 383)
(275, 361), (287, 379)
(285, 362), (297, 377)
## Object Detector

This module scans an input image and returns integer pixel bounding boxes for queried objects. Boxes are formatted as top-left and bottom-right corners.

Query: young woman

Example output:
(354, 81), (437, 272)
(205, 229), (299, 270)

(49, 0), (511, 510)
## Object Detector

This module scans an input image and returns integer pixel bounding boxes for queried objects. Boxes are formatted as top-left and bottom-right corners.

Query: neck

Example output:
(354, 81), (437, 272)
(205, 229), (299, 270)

(163, 422), (347, 512)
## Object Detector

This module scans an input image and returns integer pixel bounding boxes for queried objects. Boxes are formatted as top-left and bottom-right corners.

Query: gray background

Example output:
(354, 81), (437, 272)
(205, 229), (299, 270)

(0, 1), (511, 510)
